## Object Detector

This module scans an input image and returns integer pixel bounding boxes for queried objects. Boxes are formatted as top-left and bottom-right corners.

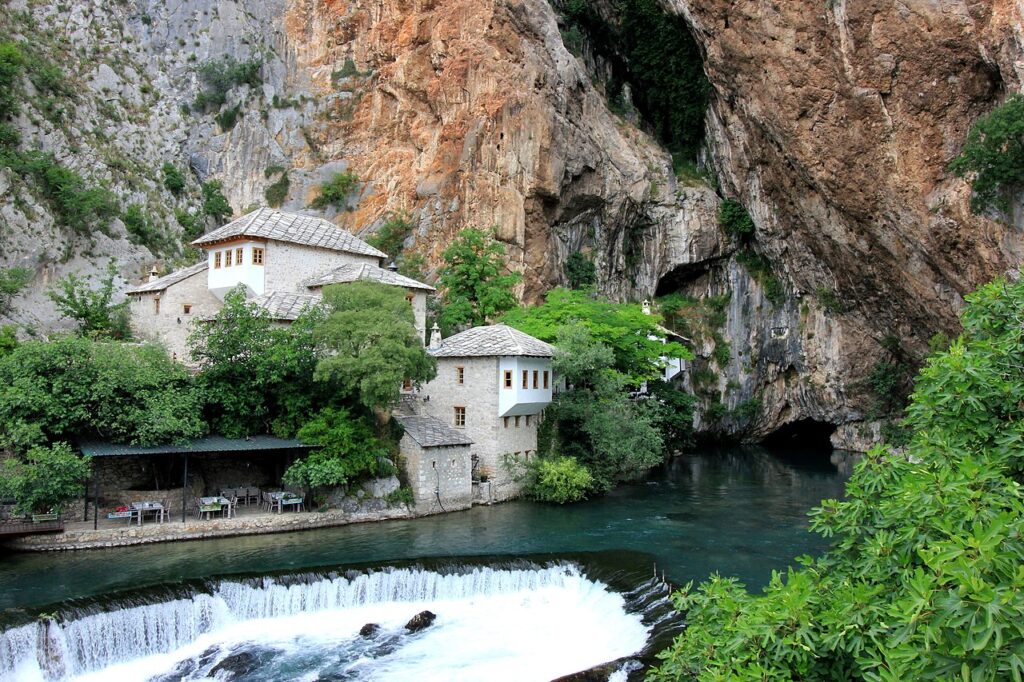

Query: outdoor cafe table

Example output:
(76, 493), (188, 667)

(199, 496), (232, 519)
(128, 501), (164, 526)
(267, 491), (303, 514)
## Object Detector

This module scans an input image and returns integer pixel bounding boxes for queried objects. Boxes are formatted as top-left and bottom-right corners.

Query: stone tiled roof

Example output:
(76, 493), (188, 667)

(429, 324), (555, 358)
(306, 262), (435, 292)
(191, 208), (388, 259)
(251, 291), (323, 321)
(126, 261), (208, 295)
(394, 415), (473, 448)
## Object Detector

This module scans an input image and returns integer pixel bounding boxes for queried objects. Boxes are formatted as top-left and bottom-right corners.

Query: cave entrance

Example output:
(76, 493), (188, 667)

(761, 419), (836, 456)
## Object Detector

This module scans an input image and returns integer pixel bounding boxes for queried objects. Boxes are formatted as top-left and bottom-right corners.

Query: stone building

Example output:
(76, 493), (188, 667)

(126, 208), (434, 355)
(401, 324), (555, 503)
(393, 415), (474, 512)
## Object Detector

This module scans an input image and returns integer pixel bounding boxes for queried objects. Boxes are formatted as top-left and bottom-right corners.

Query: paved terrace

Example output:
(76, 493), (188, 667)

(6, 502), (419, 552)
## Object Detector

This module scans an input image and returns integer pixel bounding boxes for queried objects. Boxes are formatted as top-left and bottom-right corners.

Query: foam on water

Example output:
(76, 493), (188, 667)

(0, 564), (651, 682)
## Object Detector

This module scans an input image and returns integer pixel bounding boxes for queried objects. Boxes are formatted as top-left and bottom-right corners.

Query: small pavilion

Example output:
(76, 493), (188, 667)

(79, 435), (315, 527)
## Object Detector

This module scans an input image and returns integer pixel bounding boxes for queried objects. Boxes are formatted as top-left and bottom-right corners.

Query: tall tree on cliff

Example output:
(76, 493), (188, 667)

(437, 227), (521, 331)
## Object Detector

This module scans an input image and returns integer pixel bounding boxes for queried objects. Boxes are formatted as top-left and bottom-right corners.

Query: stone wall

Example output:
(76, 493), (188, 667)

(263, 241), (380, 293)
(127, 269), (222, 361)
(399, 436), (472, 513)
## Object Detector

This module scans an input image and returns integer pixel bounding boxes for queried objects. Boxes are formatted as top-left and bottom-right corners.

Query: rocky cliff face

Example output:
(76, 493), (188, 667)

(1, 0), (1021, 444)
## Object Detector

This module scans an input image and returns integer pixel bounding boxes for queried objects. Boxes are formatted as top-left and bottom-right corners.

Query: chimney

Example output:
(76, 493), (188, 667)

(148, 265), (160, 283)
(642, 299), (651, 315)
(387, 261), (398, 272)
(429, 322), (442, 350)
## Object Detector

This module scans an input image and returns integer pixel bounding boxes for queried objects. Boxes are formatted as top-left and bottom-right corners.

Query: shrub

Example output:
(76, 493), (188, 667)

(214, 103), (241, 131)
(736, 248), (784, 306)
(264, 172), (289, 207)
(0, 266), (33, 314)
(949, 94), (1024, 215)
(816, 286), (846, 314)
(310, 170), (359, 210)
(201, 179), (232, 224)
(385, 486), (415, 507)
(0, 41), (26, 119)
(330, 58), (362, 83)
(526, 456), (594, 504)
(162, 162), (186, 195)
(365, 210), (413, 258)
(122, 204), (166, 251)
(565, 252), (596, 289)
(47, 263), (131, 340)
(175, 208), (203, 241)
(718, 198), (755, 238)
(7, 152), (118, 235)
(0, 442), (90, 515)
(284, 406), (395, 490)
(193, 56), (261, 111)
(0, 325), (17, 357)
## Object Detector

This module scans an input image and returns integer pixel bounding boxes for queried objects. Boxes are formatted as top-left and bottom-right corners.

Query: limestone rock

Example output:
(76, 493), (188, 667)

(358, 622), (381, 637)
(404, 610), (436, 632)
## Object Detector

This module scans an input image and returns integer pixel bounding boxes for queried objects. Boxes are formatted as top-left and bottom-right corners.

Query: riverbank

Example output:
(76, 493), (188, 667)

(3, 503), (420, 552)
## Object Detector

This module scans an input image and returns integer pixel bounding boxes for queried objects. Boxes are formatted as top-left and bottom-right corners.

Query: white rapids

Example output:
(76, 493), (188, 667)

(0, 565), (650, 681)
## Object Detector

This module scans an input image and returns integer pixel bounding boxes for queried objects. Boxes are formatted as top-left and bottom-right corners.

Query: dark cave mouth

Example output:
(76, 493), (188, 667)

(761, 419), (837, 455)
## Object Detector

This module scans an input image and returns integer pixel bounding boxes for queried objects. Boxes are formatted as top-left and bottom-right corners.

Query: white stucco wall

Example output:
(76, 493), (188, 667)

(497, 357), (554, 416)
(206, 240), (267, 299)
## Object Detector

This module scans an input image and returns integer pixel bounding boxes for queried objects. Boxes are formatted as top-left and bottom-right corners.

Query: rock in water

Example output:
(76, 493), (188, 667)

(404, 610), (436, 632)
(209, 651), (259, 679)
(359, 623), (381, 637)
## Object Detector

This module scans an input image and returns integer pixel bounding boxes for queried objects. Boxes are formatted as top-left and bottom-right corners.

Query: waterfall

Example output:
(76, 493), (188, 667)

(0, 564), (651, 682)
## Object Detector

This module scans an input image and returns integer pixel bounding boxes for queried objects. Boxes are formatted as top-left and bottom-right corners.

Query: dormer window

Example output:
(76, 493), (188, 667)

(214, 252), (222, 269)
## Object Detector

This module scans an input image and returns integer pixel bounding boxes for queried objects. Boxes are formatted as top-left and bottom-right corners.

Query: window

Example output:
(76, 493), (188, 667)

(503, 416), (509, 428)
(405, 293), (414, 303)
(454, 406), (466, 428)
(543, 370), (549, 389)
(183, 304), (192, 315)
(224, 249), (232, 267)
(514, 416), (520, 427)
(456, 366), (465, 385)
(214, 252), (222, 269)
(504, 370), (513, 388)
(522, 370), (528, 389)
(154, 296), (160, 314)
(526, 415), (531, 427)
(402, 378), (413, 391)
(252, 247), (264, 265)
(235, 248), (243, 265)
(533, 370), (539, 389)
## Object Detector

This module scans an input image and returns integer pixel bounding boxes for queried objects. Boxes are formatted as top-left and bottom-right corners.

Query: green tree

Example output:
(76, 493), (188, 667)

(0, 336), (205, 452)
(950, 94), (1024, 215)
(283, 406), (394, 491)
(650, 275), (1024, 681)
(310, 170), (360, 210)
(537, 325), (664, 492)
(0, 442), (91, 515)
(314, 281), (436, 409)
(0, 266), (33, 314)
(365, 210), (413, 258)
(201, 179), (232, 225)
(437, 228), (521, 330)
(47, 263), (131, 340)
(525, 456), (594, 504)
(565, 252), (596, 290)
(193, 56), (262, 111)
(162, 162), (186, 195)
(503, 287), (692, 385)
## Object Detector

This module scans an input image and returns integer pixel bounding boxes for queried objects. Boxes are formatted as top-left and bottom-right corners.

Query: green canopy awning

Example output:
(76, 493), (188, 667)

(80, 435), (314, 457)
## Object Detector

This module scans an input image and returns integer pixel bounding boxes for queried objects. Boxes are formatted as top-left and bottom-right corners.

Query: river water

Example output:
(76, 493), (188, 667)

(0, 448), (852, 681)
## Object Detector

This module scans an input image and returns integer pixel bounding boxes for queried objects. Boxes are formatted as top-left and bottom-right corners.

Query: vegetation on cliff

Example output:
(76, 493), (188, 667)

(950, 94), (1024, 216)
(437, 228), (522, 331)
(651, 276), (1024, 681)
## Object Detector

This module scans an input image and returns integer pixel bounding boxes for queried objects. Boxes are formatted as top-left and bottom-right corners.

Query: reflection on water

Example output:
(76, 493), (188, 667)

(0, 447), (850, 612)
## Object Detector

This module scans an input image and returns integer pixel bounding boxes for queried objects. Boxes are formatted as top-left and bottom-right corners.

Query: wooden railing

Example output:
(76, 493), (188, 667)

(0, 516), (64, 537)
